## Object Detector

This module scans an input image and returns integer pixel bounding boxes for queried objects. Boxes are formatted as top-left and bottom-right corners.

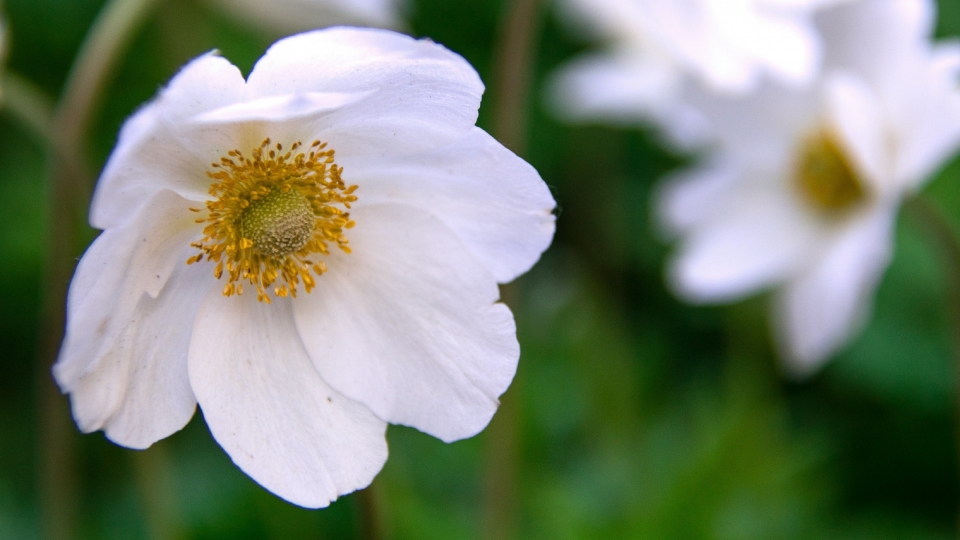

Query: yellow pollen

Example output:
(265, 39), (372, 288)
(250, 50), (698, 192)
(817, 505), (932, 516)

(794, 131), (866, 213)
(189, 138), (358, 303)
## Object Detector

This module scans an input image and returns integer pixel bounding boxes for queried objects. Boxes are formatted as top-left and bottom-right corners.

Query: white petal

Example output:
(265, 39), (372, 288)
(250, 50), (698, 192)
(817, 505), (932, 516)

(656, 161), (738, 236)
(642, 0), (758, 91)
(695, 0), (820, 88)
(294, 204), (519, 443)
(932, 40), (960, 78)
(55, 190), (201, 391)
(244, 28), (484, 156)
(348, 128), (556, 283)
(68, 262), (210, 449)
(188, 290), (388, 509)
(730, 10), (819, 86)
(774, 206), (896, 375)
(889, 47), (960, 189)
(685, 82), (818, 167)
(547, 51), (682, 125)
(191, 92), (368, 125)
(818, 0), (933, 83)
(668, 180), (820, 303)
(824, 72), (888, 191)
(91, 54), (246, 229)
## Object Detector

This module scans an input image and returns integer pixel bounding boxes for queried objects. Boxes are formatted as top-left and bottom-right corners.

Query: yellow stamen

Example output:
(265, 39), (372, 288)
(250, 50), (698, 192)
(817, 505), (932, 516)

(190, 138), (358, 301)
(795, 131), (865, 213)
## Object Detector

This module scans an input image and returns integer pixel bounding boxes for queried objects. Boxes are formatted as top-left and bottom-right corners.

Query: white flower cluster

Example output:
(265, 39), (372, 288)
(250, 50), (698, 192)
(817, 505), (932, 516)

(553, 0), (960, 374)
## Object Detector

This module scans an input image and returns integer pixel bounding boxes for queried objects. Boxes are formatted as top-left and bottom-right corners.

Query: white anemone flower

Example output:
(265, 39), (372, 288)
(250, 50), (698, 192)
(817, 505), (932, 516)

(658, 0), (960, 374)
(53, 27), (556, 507)
(549, 0), (849, 138)
(207, 0), (405, 34)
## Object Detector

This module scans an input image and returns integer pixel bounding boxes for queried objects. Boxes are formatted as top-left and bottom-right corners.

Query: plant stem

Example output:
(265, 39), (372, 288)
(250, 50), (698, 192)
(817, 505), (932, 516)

(904, 195), (960, 533)
(38, 1), (159, 538)
(1, 72), (54, 146)
(490, 0), (543, 157)
(481, 0), (543, 539)
(55, 0), (158, 166)
(357, 478), (389, 540)
(133, 443), (184, 540)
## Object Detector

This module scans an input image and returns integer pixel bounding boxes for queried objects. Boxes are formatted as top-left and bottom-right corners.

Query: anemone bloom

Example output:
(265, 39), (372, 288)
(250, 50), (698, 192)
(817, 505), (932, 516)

(549, 0), (849, 138)
(658, 0), (960, 374)
(54, 27), (556, 507)
(208, 0), (404, 34)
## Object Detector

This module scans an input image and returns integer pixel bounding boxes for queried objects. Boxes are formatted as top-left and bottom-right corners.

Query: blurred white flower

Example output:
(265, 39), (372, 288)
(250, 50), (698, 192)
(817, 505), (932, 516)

(549, 0), (848, 137)
(53, 27), (555, 507)
(208, 0), (405, 34)
(659, 0), (960, 374)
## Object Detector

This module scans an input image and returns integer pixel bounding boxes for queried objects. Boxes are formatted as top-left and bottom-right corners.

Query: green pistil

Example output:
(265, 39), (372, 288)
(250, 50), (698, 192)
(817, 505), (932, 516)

(240, 189), (315, 258)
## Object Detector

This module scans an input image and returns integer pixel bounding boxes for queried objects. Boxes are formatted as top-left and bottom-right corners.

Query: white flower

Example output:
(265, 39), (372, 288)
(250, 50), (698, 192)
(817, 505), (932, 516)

(549, 0), (849, 138)
(53, 27), (556, 507)
(658, 0), (960, 374)
(207, 0), (405, 34)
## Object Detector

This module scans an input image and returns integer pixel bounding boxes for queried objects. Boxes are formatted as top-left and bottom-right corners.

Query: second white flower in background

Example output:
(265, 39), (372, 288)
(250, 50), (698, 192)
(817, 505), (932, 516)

(658, 0), (960, 374)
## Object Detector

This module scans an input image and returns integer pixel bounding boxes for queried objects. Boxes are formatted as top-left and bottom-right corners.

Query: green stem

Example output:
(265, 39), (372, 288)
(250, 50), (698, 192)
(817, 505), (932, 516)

(490, 0), (543, 156)
(1, 72), (54, 146)
(481, 0), (543, 539)
(904, 195), (960, 535)
(132, 444), (184, 540)
(39, 1), (160, 539)
(357, 479), (389, 540)
(54, 0), (158, 162)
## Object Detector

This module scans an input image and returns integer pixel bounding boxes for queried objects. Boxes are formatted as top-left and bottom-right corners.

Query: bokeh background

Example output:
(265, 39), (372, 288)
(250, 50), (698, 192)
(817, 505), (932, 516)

(2, 0), (960, 538)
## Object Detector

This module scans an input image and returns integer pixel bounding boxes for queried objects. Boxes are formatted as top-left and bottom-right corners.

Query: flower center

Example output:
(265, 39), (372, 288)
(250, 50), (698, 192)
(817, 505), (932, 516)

(794, 131), (865, 213)
(188, 138), (358, 303)
(240, 189), (314, 258)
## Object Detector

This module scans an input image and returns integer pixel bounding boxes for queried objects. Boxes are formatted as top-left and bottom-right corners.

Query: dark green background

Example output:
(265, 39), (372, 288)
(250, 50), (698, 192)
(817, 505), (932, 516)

(1, 0), (959, 538)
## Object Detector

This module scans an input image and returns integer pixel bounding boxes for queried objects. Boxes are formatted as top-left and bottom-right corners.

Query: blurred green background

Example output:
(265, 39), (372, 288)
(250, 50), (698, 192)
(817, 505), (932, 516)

(2, 0), (960, 538)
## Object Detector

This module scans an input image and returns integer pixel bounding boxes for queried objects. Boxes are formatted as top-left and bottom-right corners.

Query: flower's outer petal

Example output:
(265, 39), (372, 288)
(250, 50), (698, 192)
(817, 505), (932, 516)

(188, 291), (388, 509)
(294, 204), (519, 443)
(67, 262), (210, 449)
(207, 0), (403, 35)
(190, 92), (368, 125)
(932, 40), (960, 78)
(348, 128), (555, 283)
(890, 47), (960, 189)
(547, 51), (681, 125)
(774, 206), (896, 375)
(637, 0), (755, 91)
(741, 12), (819, 87)
(819, 0), (933, 83)
(638, 0), (818, 92)
(824, 72), (888, 191)
(656, 161), (738, 236)
(685, 81), (818, 166)
(244, 28), (484, 156)
(55, 190), (201, 392)
(91, 54), (246, 229)
(667, 181), (819, 303)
